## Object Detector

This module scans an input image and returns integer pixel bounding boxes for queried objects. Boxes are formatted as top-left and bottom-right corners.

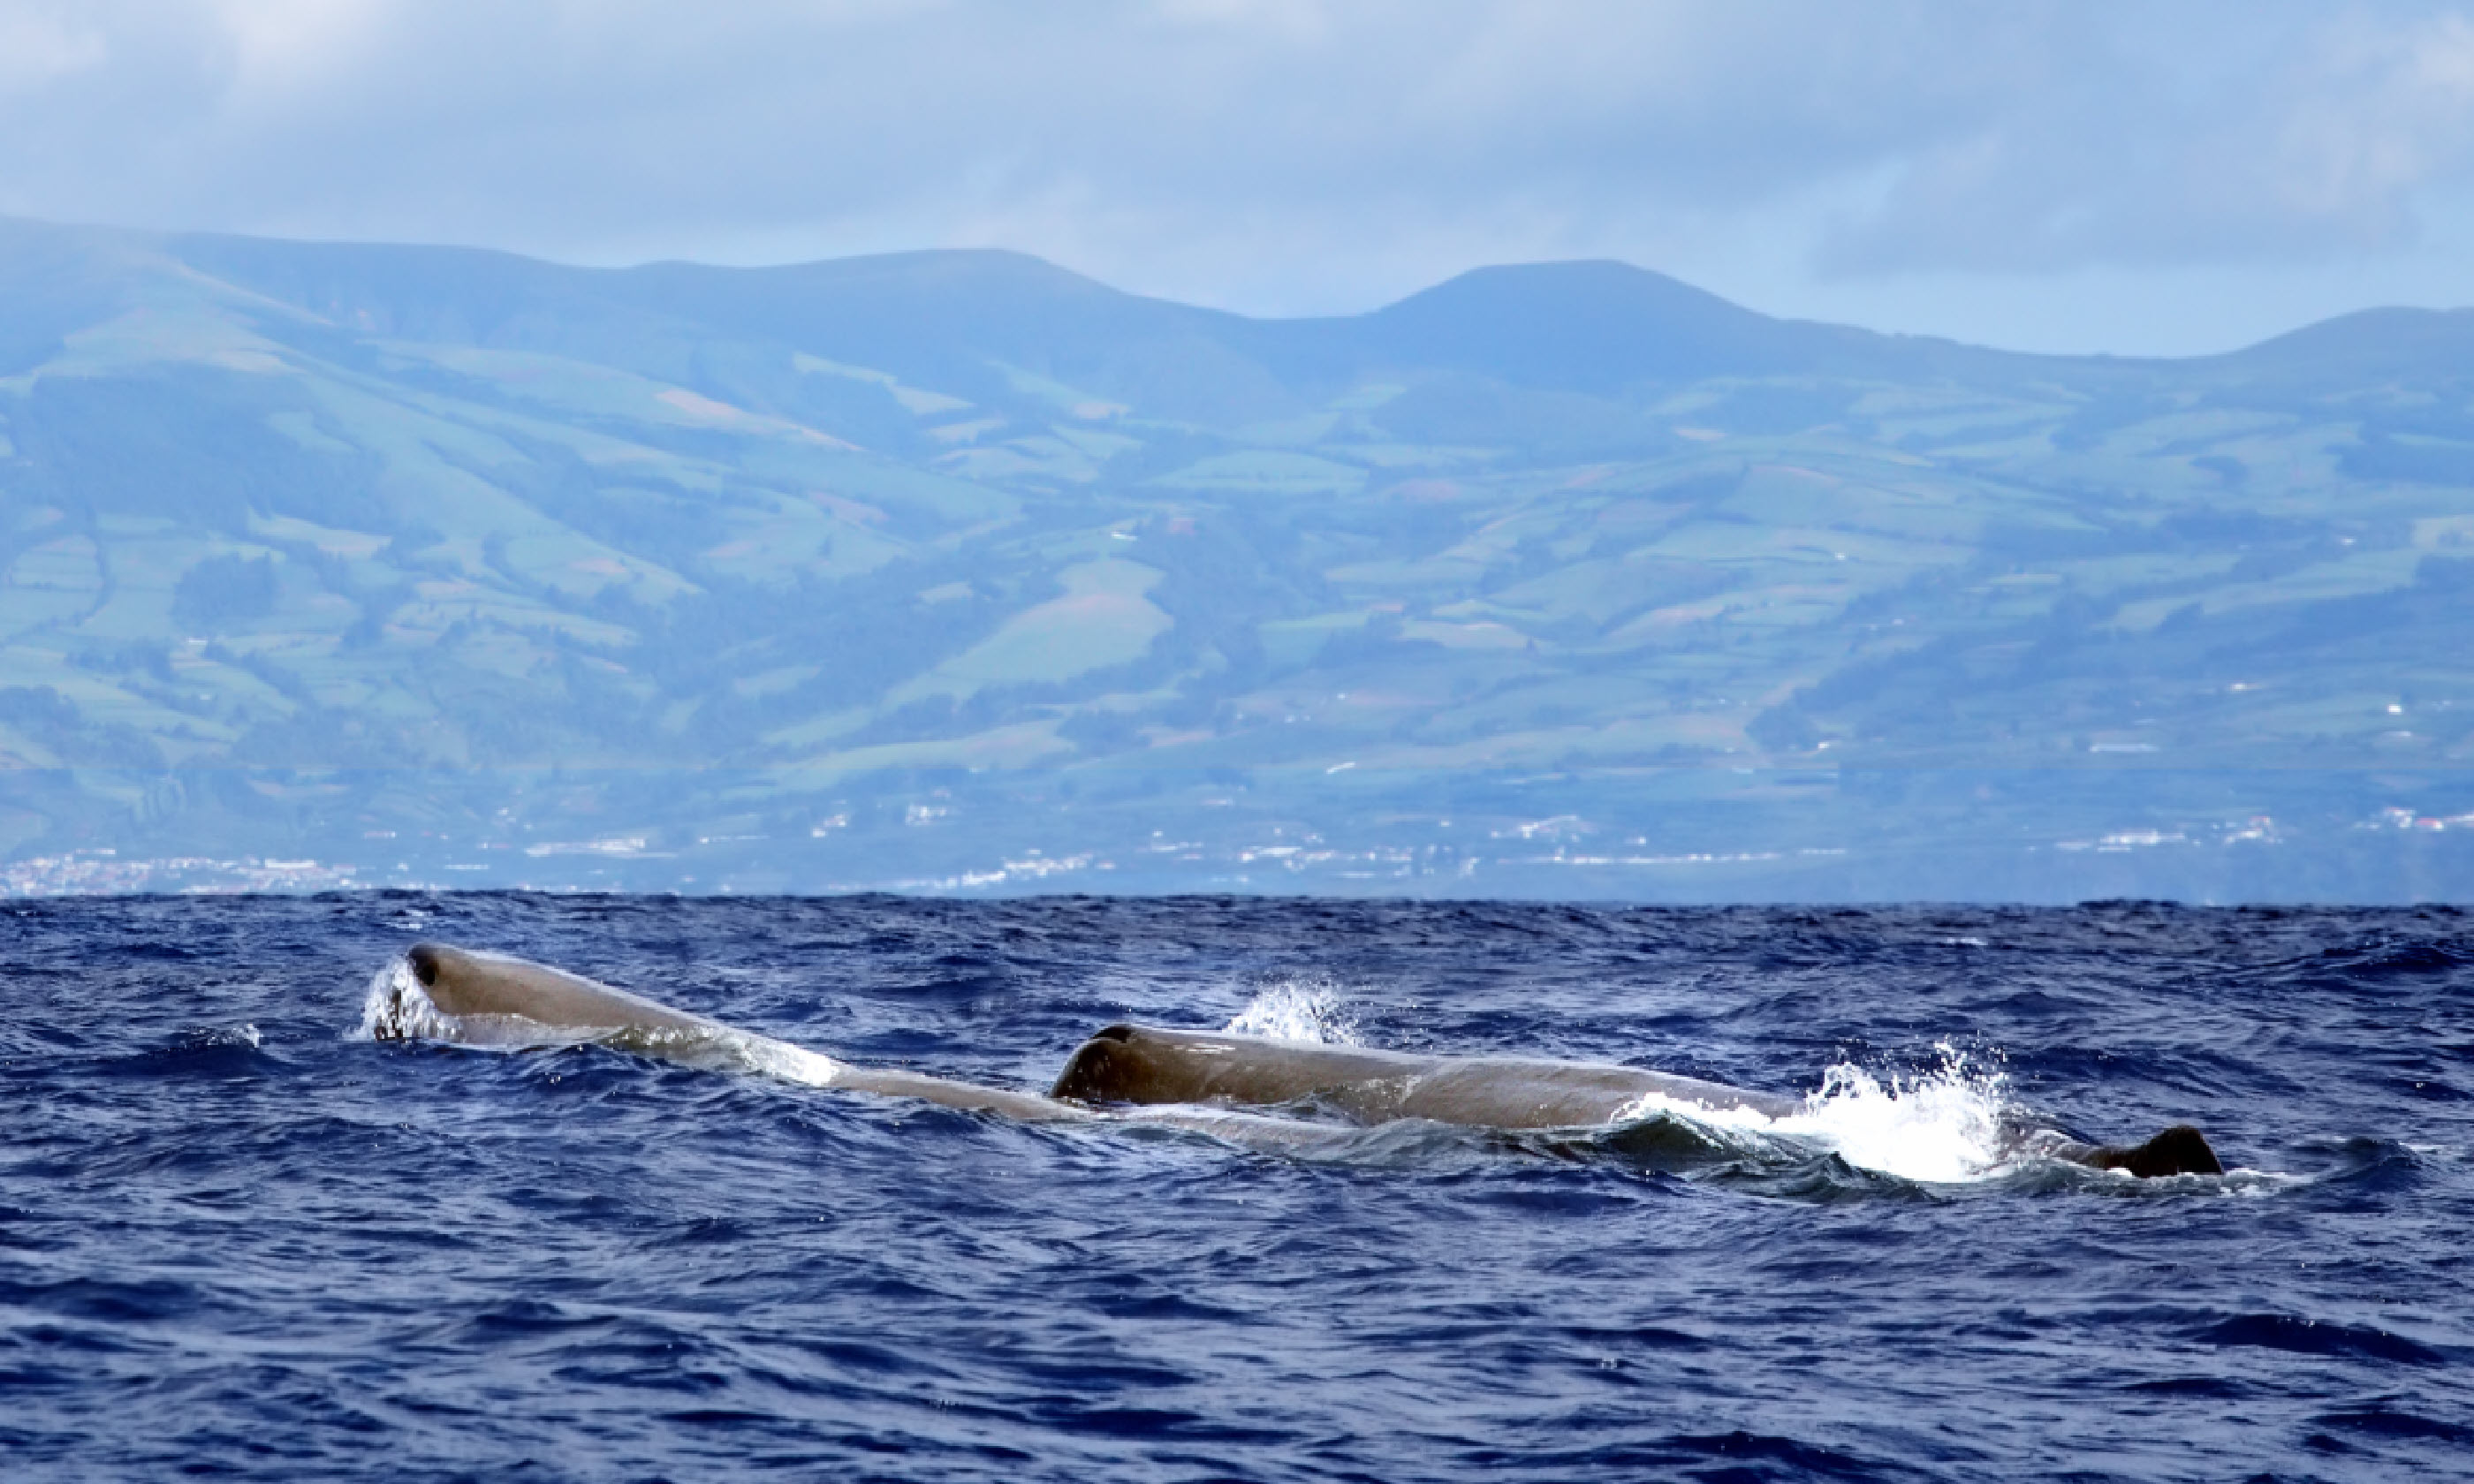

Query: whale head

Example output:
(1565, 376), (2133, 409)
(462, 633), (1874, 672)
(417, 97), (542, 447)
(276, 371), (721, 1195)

(397, 942), (712, 1034)
(403, 942), (512, 1018)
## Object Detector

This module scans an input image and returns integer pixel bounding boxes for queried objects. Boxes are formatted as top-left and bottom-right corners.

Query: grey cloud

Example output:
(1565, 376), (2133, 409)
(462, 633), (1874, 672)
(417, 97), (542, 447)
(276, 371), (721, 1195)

(0, 0), (2469, 313)
(1818, 4), (2474, 274)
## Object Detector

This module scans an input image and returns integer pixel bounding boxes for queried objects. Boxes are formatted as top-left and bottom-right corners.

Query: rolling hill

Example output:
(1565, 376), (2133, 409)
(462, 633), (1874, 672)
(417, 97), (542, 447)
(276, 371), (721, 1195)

(3, 216), (2470, 899)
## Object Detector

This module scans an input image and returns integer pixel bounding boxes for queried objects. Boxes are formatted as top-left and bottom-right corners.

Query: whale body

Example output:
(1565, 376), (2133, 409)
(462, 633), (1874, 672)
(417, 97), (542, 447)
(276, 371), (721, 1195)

(384, 943), (2222, 1177)
(393, 942), (1089, 1124)
(1051, 1021), (2224, 1177)
(1051, 1020), (1806, 1124)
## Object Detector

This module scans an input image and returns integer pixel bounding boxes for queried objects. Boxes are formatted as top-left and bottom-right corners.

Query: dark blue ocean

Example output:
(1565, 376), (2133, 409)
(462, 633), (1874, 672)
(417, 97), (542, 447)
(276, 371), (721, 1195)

(3, 895), (2468, 1482)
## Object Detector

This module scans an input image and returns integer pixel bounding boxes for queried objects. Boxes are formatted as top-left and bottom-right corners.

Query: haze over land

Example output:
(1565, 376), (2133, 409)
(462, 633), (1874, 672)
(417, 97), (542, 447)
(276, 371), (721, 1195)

(1, 216), (2470, 898)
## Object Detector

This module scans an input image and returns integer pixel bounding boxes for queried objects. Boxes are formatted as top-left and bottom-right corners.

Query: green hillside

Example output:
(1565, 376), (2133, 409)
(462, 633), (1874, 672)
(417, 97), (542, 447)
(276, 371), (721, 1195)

(2, 217), (2470, 899)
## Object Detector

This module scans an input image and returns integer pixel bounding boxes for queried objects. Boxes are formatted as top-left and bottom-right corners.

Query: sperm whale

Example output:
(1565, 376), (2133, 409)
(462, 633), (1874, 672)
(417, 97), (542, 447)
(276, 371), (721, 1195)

(1050, 1022), (2223, 1177)
(389, 942), (1086, 1124)
(383, 942), (2223, 1177)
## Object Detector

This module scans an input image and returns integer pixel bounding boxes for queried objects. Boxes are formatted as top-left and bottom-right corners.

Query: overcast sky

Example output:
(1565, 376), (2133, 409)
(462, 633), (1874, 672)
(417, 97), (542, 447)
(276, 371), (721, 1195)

(5, 0), (2474, 354)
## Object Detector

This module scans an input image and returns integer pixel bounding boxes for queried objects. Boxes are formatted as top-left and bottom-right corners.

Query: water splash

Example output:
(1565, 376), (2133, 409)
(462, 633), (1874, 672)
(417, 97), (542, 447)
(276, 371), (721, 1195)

(183, 1023), (263, 1049)
(354, 957), (441, 1042)
(1783, 1048), (2014, 1182)
(1223, 975), (1357, 1045)
(726, 1034), (848, 1089)
(1616, 1043), (2014, 1184)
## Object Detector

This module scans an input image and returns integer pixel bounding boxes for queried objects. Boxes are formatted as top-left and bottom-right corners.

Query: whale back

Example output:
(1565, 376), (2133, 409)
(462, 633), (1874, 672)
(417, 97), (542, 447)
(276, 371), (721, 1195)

(1051, 1024), (1804, 1128)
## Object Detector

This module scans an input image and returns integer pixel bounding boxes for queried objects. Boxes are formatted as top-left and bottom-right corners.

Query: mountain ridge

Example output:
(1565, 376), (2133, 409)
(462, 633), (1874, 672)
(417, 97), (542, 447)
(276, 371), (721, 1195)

(16, 209), (2474, 365)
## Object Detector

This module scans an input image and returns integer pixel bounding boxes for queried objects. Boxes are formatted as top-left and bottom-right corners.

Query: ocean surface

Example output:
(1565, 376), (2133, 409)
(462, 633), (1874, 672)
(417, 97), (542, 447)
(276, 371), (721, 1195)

(2, 894), (2467, 1482)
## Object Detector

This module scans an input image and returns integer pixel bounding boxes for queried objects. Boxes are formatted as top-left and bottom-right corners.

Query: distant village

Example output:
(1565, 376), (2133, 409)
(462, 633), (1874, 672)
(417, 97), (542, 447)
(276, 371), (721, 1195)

(0, 851), (366, 897)
(0, 802), (2350, 900)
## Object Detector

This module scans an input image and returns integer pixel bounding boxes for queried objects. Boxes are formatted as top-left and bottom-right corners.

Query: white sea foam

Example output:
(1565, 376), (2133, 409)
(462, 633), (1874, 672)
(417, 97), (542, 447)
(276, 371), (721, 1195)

(353, 956), (438, 1041)
(1616, 1043), (2015, 1184)
(1780, 1050), (2015, 1182)
(726, 1034), (848, 1088)
(1223, 976), (1358, 1045)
